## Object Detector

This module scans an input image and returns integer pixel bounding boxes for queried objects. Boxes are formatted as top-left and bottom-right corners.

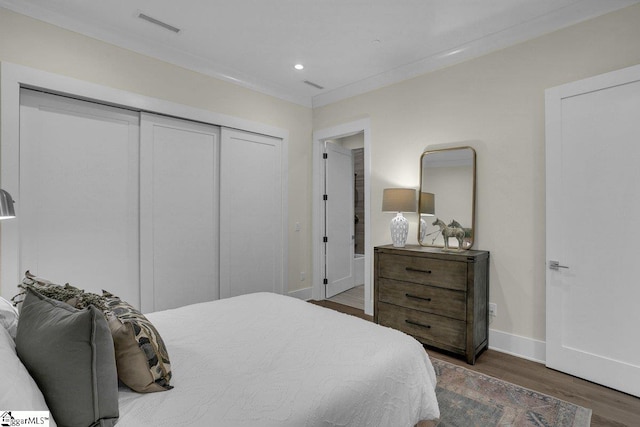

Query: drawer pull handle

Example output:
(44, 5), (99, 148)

(406, 267), (432, 274)
(405, 293), (431, 302)
(405, 319), (431, 329)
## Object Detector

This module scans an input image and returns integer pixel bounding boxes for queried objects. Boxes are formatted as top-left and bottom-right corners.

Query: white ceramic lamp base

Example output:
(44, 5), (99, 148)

(390, 212), (409, 247)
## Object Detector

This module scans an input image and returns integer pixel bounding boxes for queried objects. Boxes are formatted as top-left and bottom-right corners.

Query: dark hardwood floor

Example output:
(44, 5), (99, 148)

(310, 299), (640, 427)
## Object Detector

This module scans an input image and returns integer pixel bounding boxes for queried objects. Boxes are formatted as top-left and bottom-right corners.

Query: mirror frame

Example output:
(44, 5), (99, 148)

(418, 146), (476, 250)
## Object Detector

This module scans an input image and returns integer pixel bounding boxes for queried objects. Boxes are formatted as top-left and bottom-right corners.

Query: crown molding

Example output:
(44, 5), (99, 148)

(312, 0), (640, 108)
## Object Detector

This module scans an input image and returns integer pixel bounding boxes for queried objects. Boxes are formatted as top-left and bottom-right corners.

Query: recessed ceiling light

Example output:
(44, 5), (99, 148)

(294, 64), (304, 71)
(444, 48), (464, 57)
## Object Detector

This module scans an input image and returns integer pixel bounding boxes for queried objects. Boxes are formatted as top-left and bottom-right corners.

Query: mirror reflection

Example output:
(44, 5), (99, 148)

(419, 147), (476, 250)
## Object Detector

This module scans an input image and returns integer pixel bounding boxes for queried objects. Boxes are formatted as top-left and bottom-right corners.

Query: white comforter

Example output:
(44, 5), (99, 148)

(117, 293), (439, 426)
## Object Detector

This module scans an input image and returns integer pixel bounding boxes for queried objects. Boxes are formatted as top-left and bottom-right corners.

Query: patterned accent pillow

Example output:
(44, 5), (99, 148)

(103, 290), (173, 393)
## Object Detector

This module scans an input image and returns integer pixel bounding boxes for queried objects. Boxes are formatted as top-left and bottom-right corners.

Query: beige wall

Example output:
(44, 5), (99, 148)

(313, 4), (640, 341)
(0, 8), (313, 294)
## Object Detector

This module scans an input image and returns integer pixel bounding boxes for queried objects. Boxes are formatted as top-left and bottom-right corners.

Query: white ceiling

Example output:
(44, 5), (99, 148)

(1, 0), (638, 107)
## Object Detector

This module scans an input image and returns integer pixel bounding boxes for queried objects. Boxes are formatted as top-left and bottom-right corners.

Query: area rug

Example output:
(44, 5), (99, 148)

(431, 358), (592, 427)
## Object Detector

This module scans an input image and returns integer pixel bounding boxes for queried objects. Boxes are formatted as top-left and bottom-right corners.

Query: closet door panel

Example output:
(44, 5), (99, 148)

(19, 89), (140, 306)
(220, 128), (284, 298)
(140, 113), (219, 312)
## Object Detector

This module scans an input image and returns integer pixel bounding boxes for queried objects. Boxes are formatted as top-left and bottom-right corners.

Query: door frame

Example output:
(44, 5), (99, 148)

(0, 62), (289, 301)
(312, 118), (372, 315)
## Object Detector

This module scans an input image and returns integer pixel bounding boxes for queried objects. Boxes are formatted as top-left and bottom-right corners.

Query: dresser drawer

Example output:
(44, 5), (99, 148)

(378, 278), (466, 320)
(378, 253), (467, 291)
(378, 302), (466, 350)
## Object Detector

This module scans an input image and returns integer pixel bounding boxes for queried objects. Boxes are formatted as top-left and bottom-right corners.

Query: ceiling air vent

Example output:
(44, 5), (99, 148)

(304, 80), (324, 90)
(137, 12), (181, 34)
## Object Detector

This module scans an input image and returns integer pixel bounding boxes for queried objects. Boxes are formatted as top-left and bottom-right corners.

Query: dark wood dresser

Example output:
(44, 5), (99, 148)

(374, 245), (489, 364)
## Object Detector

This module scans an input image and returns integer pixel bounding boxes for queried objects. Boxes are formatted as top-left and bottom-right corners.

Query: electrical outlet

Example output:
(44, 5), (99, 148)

(300, 271), (306, 282)
(489, 303), (497, 317)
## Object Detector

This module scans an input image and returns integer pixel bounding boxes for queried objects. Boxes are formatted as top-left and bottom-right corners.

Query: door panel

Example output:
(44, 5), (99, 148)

(18, 89), (140, 306)
(325, 142), (355, 298)
(140, 113), (219, 312)
(546, 65), (640, 397)
(219, 128), (284, 298)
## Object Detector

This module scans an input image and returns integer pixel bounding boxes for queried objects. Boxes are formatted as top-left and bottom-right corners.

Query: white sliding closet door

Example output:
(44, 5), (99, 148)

(140, 113), (220, 312)
(220, 128), (284, 298)
(18, 89), (140, 306)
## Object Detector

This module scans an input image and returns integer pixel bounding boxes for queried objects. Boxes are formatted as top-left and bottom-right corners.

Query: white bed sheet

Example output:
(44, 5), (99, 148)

(117, 293), (439, 426)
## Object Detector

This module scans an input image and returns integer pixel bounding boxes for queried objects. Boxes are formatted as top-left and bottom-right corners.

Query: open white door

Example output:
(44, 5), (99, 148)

(324, 142), (355, 298)
(546, 64), (640, 397)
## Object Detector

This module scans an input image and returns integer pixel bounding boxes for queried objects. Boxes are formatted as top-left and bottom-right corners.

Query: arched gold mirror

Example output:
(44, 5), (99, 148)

(418, 146), (476, 250)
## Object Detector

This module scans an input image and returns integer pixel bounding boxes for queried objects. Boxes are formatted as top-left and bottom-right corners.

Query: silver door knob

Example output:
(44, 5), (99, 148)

(549, 260), (569, 270)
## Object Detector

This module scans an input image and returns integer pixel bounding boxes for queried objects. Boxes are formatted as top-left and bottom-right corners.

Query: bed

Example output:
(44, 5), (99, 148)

(1, 290), (439, 427)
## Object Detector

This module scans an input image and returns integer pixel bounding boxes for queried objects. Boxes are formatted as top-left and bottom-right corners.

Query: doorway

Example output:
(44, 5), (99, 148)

(324, 136), (365, 310)
(312, 119), (372, 315)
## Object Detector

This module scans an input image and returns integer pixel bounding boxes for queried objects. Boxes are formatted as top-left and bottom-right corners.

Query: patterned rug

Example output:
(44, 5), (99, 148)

(432, 359), (592, 427)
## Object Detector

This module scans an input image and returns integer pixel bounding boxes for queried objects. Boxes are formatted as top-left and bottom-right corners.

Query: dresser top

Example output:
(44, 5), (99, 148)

(375, 244), (489, 261)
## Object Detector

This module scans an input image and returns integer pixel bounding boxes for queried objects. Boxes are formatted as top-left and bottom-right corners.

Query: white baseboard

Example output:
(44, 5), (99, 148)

(489, 328), (546, 364)
(288, 286), (312, 301)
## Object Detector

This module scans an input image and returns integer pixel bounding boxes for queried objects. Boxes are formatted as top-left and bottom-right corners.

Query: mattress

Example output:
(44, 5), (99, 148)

(117, 292), (439, 426)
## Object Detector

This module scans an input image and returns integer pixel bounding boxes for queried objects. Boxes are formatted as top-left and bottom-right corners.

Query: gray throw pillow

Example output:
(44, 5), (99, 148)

(16, 288), (119, 427)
